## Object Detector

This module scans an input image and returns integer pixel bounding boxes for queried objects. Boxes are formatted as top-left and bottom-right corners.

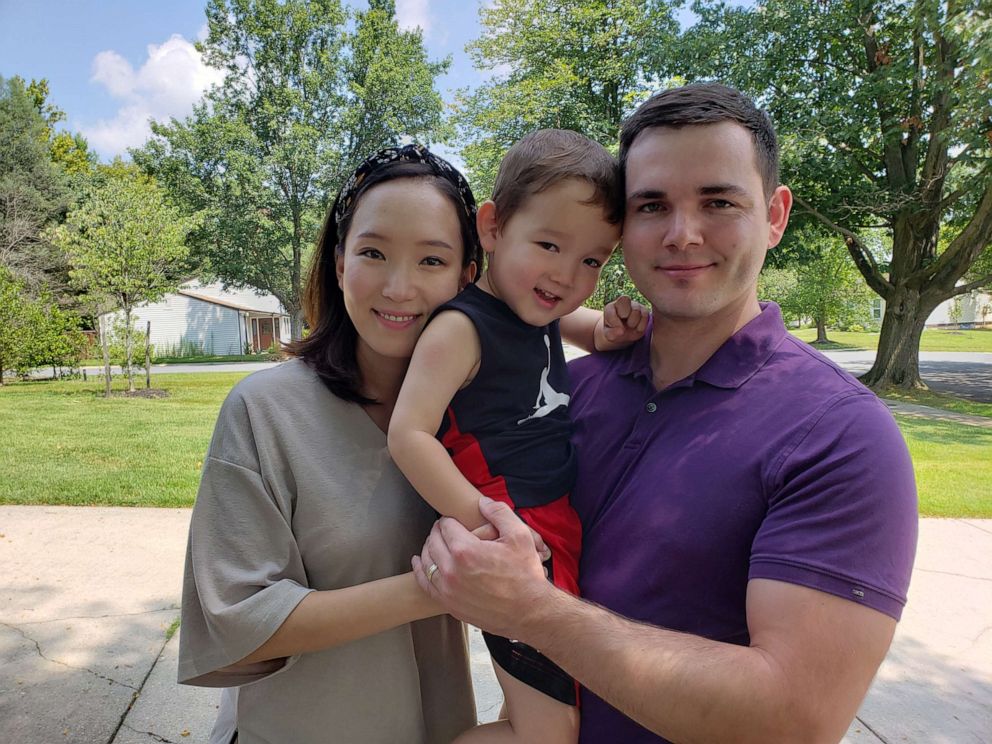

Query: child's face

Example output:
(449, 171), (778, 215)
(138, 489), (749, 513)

(480, 179), (620, 327)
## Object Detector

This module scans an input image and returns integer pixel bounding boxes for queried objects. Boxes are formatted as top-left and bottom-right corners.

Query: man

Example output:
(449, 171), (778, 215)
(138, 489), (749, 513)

(414, 83), (918, 743)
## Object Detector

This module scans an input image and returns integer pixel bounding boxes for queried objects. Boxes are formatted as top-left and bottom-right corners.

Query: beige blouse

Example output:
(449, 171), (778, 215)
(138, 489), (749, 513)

(180, 359), (476, 744)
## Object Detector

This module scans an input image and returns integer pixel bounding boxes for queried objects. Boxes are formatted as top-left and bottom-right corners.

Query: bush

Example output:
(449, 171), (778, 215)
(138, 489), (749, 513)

(1, 269), (86, 380)
(157, 338), (207, 359)
(100, 318), (152, 374)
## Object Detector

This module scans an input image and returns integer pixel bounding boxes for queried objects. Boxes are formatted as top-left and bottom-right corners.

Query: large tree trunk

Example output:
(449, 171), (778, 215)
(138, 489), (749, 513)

(860, 286), (940, 391)
(815, 316), (829, 344)
(290, 306), (304, 342)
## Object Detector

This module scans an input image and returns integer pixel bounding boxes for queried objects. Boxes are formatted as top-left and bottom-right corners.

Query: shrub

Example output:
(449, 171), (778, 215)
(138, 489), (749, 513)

(101, 318), (152, 374)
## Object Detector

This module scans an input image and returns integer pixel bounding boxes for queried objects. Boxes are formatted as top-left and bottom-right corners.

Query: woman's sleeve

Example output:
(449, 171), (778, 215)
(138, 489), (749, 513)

(178, 384), (314, 687)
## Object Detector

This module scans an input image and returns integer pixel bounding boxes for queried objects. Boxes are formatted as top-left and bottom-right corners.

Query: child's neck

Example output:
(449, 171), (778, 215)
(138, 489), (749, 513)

(477, 272), (499, 300)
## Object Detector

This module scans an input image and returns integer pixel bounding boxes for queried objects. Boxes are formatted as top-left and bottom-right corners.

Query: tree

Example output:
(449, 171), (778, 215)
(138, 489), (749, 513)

(0, 76), (68, 294)
(14, 293), (87, 378)
(457, 0), (682, 197)
(0, 268), (29, 384)
(342, 0), (452, 166)
(0, 268), (84, 382)
(762, 231), (876, 343)
(135, 0), (450, 339)
(51, 164), (196, 392)
(677, 0), (992, 390)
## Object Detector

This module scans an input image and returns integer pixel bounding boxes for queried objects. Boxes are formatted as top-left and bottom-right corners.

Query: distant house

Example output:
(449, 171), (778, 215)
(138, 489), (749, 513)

(100, 280), (290, 356)
(872, 288), (992, 329)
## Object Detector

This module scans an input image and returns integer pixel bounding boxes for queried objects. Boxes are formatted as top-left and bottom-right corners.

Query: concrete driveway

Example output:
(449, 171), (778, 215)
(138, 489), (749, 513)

(1, 506), (989, 744)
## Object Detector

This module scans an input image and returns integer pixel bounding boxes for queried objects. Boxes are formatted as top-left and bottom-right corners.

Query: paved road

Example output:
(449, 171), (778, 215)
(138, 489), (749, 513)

(77, 361), (280, 376)
(19, 349), (992, 404)
(824, 351), (992, 403)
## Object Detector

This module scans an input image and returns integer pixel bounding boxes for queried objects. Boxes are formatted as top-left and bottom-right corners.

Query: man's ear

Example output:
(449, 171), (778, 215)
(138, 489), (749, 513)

(476, 200), (500, 253)
(767, 185), (793, 249)
(335, 253), (344, 289)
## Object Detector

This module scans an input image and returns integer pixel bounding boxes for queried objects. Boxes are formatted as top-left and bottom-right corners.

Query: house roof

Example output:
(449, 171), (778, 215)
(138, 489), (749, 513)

(177, 290), (288, 316)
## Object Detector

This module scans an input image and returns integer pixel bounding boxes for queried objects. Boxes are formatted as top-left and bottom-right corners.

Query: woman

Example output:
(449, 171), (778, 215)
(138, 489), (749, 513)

(179, 145), (486, 744)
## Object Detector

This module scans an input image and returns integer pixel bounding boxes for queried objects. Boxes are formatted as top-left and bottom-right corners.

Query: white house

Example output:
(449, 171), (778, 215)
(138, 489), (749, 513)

(101, 280), (290, 357)
(872, 288), (992, 328)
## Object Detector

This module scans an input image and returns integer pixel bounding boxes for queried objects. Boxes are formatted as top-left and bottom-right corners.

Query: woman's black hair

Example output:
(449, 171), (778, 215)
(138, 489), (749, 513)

(286, 147), (482, 405)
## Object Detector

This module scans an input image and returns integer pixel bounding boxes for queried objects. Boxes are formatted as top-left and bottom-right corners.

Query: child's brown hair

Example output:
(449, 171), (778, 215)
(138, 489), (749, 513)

(491, 129), (622, 230)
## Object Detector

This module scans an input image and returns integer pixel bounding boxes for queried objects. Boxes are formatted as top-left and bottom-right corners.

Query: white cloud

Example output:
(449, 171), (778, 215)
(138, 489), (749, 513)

(83, 34), (224, 159)
(396, 0), (431, 34)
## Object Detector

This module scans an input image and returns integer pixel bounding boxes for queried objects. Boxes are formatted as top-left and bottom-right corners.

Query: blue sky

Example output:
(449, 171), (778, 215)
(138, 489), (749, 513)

(0, 0), (492, 160)
(0, 1), (719, 163)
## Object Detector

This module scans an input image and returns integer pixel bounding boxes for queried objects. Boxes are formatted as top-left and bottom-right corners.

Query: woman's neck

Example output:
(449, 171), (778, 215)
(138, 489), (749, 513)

(356, 345), (409, 433)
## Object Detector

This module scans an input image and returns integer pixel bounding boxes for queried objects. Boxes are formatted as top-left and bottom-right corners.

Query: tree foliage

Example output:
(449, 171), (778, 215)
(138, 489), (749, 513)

(0, 76), (69, 295)
(676, 0), (992, 389)
(135, 0), (450, 338)
(0, 268), (85, 383)
(760, 230), (876, 341)
(51, 164), (195, 392)
(457, 0), (682, 197)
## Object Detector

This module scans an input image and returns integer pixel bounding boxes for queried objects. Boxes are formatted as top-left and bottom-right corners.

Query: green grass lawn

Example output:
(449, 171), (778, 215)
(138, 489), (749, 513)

(0, 373), (248, 507)
(790, 327), (992, 352)
(897, 415), (992, 518)
(1, 373), (989, 516)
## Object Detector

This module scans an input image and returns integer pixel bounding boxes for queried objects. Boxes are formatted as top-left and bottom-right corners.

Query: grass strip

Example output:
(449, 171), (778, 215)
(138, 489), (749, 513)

(790, 327), (992, 352)
(2, 373), (989, 517)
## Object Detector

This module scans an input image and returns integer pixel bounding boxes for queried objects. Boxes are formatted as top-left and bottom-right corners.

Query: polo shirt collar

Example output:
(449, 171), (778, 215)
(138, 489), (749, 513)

(617, 302), (787, 390)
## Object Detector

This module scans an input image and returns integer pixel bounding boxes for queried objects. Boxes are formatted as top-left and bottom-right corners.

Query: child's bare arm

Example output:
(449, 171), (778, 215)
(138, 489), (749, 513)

(558, 306), (601, 352)
(560, 296), (649, 352)
(388, 311), (490, 530)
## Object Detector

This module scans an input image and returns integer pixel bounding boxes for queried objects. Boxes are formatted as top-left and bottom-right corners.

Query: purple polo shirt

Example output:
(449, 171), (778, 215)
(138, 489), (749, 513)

(568, 303), (918, 744)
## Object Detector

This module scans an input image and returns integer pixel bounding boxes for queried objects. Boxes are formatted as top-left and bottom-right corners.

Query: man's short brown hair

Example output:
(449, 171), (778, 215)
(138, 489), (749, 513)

(491, 129), (623, 230)
(620, 83), (780, 198)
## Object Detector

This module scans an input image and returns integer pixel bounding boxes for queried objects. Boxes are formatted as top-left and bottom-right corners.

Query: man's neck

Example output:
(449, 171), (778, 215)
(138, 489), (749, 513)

(649, 300), (762, 391)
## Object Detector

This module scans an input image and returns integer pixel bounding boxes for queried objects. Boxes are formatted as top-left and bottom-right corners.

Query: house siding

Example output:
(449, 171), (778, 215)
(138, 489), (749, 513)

(107, 295), (245, 356)
(926, 291), (992, 328)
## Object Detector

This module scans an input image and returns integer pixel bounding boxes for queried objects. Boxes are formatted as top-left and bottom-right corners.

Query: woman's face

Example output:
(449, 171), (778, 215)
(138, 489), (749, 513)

(336, 178), (475, 369)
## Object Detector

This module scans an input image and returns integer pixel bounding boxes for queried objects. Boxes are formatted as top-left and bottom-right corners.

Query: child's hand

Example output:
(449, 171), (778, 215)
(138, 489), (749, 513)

(596, 296), (649, 350)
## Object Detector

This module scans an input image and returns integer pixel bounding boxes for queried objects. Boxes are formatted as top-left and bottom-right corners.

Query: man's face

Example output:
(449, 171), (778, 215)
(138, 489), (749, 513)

(622, 121), (790, 325)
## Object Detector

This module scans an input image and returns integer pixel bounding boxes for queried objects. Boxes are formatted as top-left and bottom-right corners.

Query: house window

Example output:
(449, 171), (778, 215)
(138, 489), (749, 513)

(871, 299), (882, 321)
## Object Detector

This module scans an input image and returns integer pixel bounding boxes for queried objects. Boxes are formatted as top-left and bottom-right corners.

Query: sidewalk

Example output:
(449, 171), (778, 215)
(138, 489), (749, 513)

(1, 507), (989, 743)
(880, 398), (992, 428)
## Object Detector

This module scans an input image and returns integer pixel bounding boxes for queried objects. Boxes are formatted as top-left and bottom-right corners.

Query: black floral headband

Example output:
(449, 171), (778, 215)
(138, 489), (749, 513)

(333, 144), (478, 234)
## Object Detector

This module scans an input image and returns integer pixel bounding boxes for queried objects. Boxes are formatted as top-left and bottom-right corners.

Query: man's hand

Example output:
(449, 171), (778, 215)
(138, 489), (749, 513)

(472, 520), (552, 563)
(596, 295), (649, 351)
(412, 496), (555, 637)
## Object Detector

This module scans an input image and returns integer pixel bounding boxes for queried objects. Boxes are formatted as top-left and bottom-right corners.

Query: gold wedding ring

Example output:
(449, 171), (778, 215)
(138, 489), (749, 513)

(426, 563), (440, 584)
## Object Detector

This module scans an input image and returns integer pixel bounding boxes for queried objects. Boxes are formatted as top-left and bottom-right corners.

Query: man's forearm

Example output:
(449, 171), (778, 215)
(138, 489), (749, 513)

(518, 588), (833, 744)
